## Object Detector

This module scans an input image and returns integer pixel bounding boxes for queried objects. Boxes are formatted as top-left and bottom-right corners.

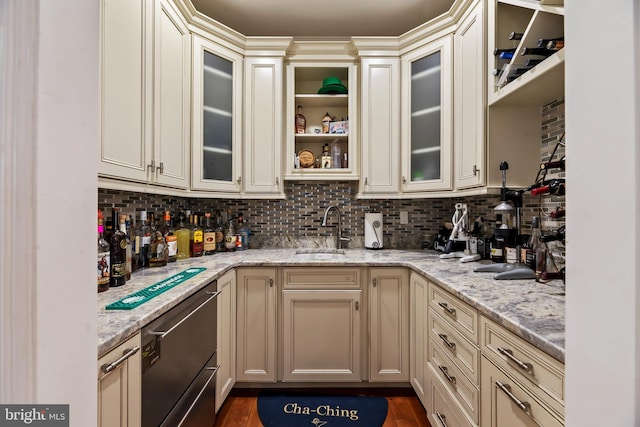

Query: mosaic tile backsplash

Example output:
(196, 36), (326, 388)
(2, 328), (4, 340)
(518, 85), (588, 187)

(98, 99), (565, 261)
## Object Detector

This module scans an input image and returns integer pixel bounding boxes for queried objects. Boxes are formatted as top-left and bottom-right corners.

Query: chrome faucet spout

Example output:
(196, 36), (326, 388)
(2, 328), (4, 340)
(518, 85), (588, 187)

(321, 205), (351, 249)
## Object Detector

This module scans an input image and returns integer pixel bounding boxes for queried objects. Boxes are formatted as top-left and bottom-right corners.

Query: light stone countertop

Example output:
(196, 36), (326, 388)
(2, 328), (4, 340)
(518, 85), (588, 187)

(97, 249), (565, 362)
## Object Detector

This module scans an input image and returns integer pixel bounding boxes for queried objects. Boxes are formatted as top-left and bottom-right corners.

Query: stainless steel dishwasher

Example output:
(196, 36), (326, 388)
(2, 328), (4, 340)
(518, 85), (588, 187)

(141, 280), (219, 427)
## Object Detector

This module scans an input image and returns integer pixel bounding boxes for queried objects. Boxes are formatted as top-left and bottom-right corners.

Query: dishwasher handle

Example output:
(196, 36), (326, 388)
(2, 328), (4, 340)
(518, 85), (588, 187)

(149, 291), (220, 339)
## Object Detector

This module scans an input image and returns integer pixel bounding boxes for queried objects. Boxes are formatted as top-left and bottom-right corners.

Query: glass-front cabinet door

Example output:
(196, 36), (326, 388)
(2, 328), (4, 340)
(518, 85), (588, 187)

(401, 35), (453, 192)
(191, 34), (243, 192)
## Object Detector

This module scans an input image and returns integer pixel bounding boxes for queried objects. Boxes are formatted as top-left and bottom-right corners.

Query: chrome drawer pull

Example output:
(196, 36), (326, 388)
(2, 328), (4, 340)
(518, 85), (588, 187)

(497, 347), (533, 374)
(149, 291), (220, 339)
(438, 301), (456, 317)
(496, 380), (531, 413)
(101, 346), (140, 374)
(438, 333), (456, 351)
(435, 412), (448, 427)
(438, 365), (456, 385)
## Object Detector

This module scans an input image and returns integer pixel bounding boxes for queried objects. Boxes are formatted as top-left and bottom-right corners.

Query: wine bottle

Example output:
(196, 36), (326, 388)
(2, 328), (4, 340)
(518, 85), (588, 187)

(119, 214), (132, 280)
(508, 31), (524, 40)
(521, 47), (555, 57)
(526, 216), (542, 271)
(540, 156), (565, 170)
(524, 58), (543, 67)
(203, 212), (216, 255)
(537, 37), (563, 48)
(530, 179), (566, 196)
(493, 48), (516, 56)
(97, 210), (110, 293)
(295, 105), (306, 134)
(546, 40), (565, 50)
(109, 208), (127, 287)
(499, 51), (514, 60)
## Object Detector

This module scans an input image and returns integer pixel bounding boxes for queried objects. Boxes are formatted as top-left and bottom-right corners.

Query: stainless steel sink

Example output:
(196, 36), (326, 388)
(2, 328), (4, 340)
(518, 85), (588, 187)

(294, 248), (346, 259)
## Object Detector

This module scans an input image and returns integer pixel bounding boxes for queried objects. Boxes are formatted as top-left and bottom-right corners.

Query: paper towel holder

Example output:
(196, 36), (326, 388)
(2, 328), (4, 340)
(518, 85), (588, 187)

(365, 212), (383, 249)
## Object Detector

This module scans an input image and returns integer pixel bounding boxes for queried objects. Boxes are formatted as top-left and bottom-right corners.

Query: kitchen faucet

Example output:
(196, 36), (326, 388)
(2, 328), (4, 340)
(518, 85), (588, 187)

(321, 205), (351, 249)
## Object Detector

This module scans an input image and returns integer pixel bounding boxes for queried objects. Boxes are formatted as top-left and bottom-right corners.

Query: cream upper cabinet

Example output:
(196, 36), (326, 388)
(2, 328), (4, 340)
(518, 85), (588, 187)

(281, 267), (363, 382)
(98, 333), (141, 427)
(215, 269), (236, 413)
(191, 34), (244, 193)
(409, 272), (429, 409)
(242, 40), (290, 197)
(369, 268), (409, 382)
(235, 268), (277, 382)
(454, 0), (486, 190)
(100, 0), (190, 190)
(358, 56), (401, 197)
(401, 35), (453, 193)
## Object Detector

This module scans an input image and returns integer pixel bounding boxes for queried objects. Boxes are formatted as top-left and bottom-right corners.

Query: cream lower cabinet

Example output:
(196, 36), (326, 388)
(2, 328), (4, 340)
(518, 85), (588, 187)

(98, 333), (141, 427)
(369, 267), (409, 382)
(281, 267), (362, 382)
(410, 272), (429, 409)
(236, 268), (277, 382)
(480, 316), (565, 427)
(215, 269), (236, 412)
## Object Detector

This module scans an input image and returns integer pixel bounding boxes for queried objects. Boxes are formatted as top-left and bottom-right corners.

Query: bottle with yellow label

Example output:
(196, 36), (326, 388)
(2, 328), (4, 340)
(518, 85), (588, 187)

(190, 214), (204, 257)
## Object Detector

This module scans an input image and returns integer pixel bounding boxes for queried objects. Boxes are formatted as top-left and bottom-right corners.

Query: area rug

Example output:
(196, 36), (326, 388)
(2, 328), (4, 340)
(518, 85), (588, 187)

(257, 391), (388, 427)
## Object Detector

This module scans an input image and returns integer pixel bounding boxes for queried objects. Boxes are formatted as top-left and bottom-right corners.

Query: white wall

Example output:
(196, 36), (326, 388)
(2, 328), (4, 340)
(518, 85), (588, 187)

(0, 0), (98, 425)
(565, 0), (640, 426)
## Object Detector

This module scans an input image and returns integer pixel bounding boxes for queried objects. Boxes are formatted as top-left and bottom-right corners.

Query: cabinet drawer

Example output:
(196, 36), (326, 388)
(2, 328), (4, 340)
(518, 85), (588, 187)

(427, 363), (475, 427)
(481, 356), (564, 427)
(428, 308), (480, 384)
(429, 338), (480, 424)
(480, 316), (564, 417)
(282, 267), (361, 289)
(429, 285), (478, 343)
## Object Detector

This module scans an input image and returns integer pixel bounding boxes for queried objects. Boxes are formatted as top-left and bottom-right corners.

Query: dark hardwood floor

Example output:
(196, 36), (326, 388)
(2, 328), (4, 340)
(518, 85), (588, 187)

(214, 388), (432, 427)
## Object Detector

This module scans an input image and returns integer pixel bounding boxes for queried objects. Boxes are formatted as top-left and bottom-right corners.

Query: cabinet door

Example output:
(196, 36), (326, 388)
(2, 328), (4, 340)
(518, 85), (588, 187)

(282, 290), (361, 382)
(243, 56), (284, 196)
(360, 57), (401, 196)
(410, 273), (428, 408)
(98, 333), (141, 427)
(99, 0), (152, 183)
(481, 356), (563, 427)
(236, 268), (277, 382)
(153, 0), (190, 189)
(401, 35), (453, 192)
(369, 268), (409, 382)
(191, 35), (243, 192)
(454, 1), (485, 189)
(216, 269), (236, 413)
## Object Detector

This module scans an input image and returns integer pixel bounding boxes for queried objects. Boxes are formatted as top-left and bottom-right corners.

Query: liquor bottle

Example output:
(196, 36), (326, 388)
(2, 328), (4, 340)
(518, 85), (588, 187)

(137, 210), (152, 269)
(190, 214), (204, 257)
(215, 211), (225, 253)
(524, 58), (543, 68)
(126, 215), (138, 274)
(530, 179), (566, 196)
(331, 140), (341, 169)
(508, 31), (523, 40)
(148, 230), (168, 267)
(322, 112), (332, 134)
(164, 212), (177, 263)
(521, 47), (555, 57)
(295, 105), (306, 134)
(525, 216), (542, 270)
(109, 208), (127, 287)
(236, 211), (250, 250)
(97, 210), (110, 293)
(119, 214), (132, 280)
(499, 51), (514, 60)
(321, 143), (332, 168)
(175, 213), (191, 260)
(203, 212), (216, 255)
(224, 218), (237, 251)
(540, 156), (566, 171)
(537, 37), (563, 48)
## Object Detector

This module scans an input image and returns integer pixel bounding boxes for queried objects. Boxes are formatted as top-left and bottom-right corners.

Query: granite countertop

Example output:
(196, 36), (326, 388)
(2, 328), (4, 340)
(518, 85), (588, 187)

(97, 249), (565, 362)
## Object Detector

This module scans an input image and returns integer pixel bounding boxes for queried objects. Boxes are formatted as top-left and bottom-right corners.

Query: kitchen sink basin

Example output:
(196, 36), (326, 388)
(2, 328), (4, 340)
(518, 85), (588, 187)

(294, 248), (346, 260)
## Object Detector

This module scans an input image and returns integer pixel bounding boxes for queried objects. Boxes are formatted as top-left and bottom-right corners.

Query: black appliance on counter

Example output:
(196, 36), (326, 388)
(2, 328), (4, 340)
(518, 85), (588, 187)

(141, 280), (219, 427)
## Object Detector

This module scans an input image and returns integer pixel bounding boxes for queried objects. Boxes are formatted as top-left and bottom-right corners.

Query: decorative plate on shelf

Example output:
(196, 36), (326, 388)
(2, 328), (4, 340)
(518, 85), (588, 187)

(298, 149), (315, 168)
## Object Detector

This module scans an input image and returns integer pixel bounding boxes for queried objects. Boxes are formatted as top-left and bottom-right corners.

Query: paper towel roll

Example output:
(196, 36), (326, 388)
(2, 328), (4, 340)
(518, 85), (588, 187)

(365, 213), (383, 249)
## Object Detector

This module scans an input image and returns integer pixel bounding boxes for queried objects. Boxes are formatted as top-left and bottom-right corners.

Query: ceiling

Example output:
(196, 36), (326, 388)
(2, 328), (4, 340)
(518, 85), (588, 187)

(190, 0), (456, 38)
